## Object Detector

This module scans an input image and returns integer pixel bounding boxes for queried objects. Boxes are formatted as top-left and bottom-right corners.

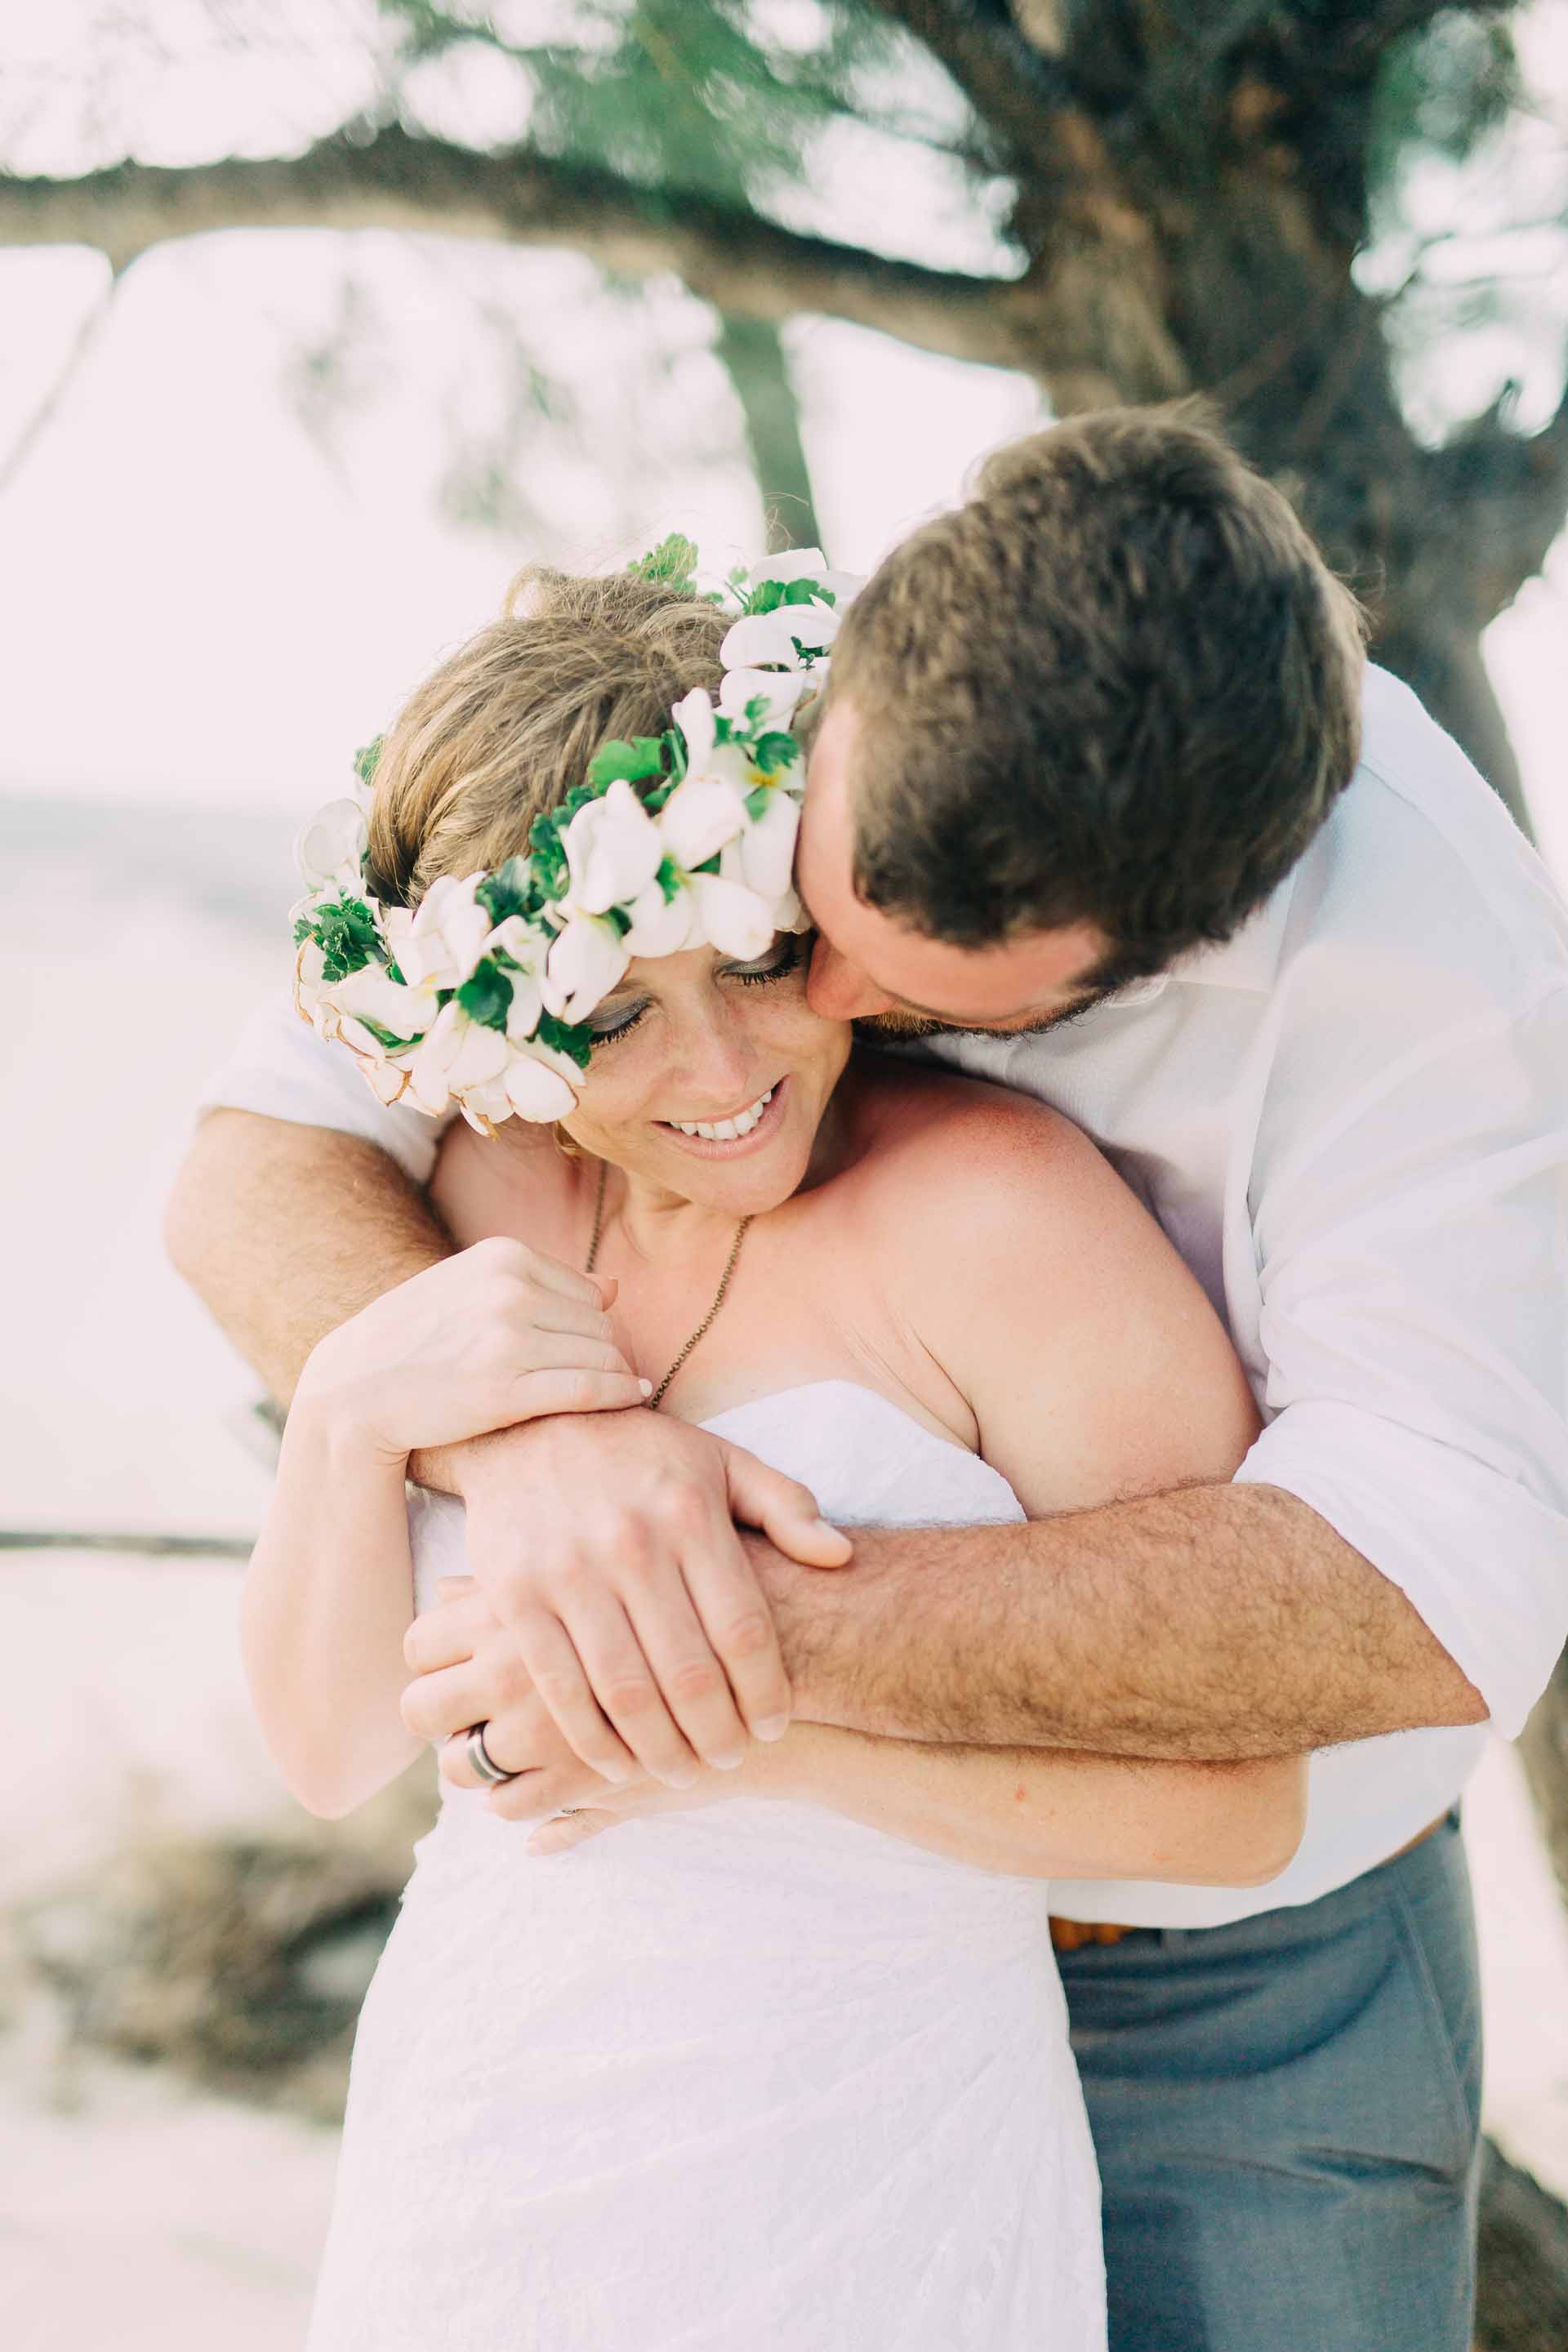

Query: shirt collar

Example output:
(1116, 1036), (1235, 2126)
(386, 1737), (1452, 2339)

(1104, 870), (1298, 1009)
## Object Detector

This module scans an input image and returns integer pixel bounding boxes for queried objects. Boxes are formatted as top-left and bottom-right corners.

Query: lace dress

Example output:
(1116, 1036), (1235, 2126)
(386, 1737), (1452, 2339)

(305, 1381), (1106, 2350)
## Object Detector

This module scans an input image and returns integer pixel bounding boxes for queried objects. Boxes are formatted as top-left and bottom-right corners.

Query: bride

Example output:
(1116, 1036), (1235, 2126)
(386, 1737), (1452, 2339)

(242, 555), (1303, 2350)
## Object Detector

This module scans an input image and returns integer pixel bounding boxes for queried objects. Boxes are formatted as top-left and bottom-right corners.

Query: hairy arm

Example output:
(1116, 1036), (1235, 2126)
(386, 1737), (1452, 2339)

(754, 1095), (1486, 1761)
(753, 1481), (1484, 1760)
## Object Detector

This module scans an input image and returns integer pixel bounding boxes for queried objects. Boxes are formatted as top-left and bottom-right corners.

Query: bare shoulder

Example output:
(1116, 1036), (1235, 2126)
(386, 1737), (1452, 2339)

(844, 1051), (1134, 1244)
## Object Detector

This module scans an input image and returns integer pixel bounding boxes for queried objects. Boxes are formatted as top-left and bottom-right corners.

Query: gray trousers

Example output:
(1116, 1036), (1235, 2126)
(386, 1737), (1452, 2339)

(1057, 1808), (1481, 2352)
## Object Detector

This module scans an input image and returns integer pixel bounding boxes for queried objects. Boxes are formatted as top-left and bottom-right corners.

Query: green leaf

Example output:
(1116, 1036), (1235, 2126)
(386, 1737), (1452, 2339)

(355, 1014), (422, 1054)
(587, 735), (666, 786)
(661, 724), (688, 782)
(477, 855), (536, 927)
(655, 855), (684, 902)
(753, 731), (800, 775)
(309, 895), (383, 982)
(782, 577), (832, 608)
(628, 532), (701, 595)
(353, 736), (385, 787)
(742, 577), (787, 617)
(744, 786), (773, 820)
(535, 1010), (592, 1071)
(456, 958), (514, 1032)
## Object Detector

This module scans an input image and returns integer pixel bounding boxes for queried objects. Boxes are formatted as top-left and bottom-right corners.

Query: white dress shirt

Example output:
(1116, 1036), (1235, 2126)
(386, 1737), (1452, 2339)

(199, 666), (1568, 1926)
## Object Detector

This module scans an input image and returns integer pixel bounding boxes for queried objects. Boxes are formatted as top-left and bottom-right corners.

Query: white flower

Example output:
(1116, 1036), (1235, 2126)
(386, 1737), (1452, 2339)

(502, 1041), (581, 1121)
(719, 599), (840, 675)
(561, 779), (664, 915)
(295, 799), (368, 894)
(716, 667), (810, 727)
(541, 913), (630, 1025)
(395, 873), (493, 992)
(658, 772), (750, 871)
(331, 957), (434, 1044)
(484, 914), (550, 1041)
(687, 872), (777, 960)
(407, 999), (506, 1116)
(742, 547), (829, 587)
(622, 875), (695, 959)
(730, 787), (800, 903)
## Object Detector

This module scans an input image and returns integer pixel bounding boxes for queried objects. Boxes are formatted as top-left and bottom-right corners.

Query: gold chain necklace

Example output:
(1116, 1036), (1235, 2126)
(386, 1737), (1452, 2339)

(583, 1159), (751, 1412)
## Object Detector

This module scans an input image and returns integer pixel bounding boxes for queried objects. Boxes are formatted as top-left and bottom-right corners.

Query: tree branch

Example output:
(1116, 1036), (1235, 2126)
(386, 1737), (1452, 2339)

(0, 126), (1031, 373)
(862, 0), (1082, 158)
(1430, 369), (1568, 626)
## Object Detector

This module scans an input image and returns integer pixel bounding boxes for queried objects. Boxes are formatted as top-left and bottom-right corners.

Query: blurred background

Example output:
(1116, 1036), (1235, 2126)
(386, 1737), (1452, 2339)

(2, 3), (1566, 2345)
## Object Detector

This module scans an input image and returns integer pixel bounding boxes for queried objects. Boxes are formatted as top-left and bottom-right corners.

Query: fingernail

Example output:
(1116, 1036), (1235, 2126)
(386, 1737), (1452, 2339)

(667, 1766), (700, 1791)
(711, 1751), (746, 1771)
(812, 1517), (838, 1537)
(639, 1379), (653, 1397)
(755, 1716), (789, 1743)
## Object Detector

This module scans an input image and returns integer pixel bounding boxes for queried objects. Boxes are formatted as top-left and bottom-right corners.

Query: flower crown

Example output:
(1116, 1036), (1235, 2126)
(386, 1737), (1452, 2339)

(291, 537), (862, 1134)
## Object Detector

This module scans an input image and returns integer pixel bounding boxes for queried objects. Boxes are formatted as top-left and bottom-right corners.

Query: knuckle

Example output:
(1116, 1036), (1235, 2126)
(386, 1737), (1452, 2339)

(668, 1657), (724, 1705)
(534, 1668), (587, 1714)
(657, 1485), (710, 1544)
(603, 1674), (659, 1719)
(719, 1609), (773, 1661)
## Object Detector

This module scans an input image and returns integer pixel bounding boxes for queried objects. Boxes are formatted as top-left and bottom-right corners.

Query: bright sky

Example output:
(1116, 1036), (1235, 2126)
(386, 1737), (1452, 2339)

(0, 1), (1564, 884)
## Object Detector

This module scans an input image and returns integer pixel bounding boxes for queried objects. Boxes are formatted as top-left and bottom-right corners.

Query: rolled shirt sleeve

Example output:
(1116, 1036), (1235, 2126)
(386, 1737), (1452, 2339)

(195, 996), (452, 1188)
(1235, 981), (1568, 1737)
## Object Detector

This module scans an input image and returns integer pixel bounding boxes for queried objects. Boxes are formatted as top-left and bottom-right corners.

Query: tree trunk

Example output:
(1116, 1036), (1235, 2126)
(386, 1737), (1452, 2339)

(712, 310), (821, 553)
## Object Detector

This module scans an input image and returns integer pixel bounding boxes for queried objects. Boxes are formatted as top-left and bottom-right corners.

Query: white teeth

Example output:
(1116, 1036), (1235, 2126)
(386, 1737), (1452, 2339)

(668, 1086), (774, 1141)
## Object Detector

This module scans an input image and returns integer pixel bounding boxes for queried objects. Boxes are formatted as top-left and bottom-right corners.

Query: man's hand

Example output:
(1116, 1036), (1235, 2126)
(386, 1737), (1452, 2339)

(425, 1424), (853, 1788)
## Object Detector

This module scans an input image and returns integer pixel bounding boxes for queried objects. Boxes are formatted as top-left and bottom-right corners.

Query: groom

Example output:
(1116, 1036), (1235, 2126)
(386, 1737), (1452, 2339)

(170, 407), (1568, 2352)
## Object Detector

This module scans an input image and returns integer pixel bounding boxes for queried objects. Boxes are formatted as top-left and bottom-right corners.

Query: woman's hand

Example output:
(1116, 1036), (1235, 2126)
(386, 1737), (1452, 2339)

(445, 1411), (850, 1788)
(292, 1236), (650, 1463)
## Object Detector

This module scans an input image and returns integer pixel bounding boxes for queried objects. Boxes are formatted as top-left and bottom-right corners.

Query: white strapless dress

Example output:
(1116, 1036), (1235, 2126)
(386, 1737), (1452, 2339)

(305, 1383), (1105, 2351)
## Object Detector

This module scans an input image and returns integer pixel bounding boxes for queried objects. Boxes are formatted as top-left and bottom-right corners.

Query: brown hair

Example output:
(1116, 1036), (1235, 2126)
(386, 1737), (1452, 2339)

(365, 567), (729, 906)
(826, 403), (1367, 982)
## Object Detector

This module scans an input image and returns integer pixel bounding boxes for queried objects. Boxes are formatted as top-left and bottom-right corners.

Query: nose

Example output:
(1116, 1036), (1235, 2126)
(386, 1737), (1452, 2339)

(806, 933), (898, 1022)
(670, 997), (756, 1109)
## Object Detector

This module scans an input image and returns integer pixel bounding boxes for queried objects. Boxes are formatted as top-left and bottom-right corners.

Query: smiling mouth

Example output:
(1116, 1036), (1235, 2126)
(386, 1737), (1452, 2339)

(662, 1084), (777, 1141)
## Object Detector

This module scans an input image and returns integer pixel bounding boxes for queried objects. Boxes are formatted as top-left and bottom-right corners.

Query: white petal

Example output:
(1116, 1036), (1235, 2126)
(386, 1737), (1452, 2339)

(502, 1046), (581, 1122)
(716, 667), (808, 727)
(670, 687), (717, 768)
(295, 799), (368, 892)
(444, 1017), (511, 1094)
(331, 960), (433, 1039)
(407, 1000), (466, 1113)
(743, 549), (828, 587)
(658, 773), (749, 870)
(501, 967), (545, 1041)
(541, 915), (630, 1025)
(687, 873), (778, 960)
(562, 779), (663, 914)
(737, 790), (800, 902)
(622, 877), (695, 958)
(362, 1058), (413, 1107)
(719, 609), (807, 672)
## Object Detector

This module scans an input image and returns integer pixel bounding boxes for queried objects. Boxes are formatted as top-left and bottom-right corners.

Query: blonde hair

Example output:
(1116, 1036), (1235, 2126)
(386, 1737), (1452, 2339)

(364, 566), (731, 907)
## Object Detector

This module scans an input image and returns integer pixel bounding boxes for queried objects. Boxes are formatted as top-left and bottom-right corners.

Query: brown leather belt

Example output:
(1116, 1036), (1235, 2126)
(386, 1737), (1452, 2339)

(1047, 1811), (1450, 1952)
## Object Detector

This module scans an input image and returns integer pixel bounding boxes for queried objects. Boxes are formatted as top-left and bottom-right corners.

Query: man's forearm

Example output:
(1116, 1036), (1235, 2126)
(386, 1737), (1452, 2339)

(757, 1481), (1488, 1760)
(165, 1110), (454, 1410)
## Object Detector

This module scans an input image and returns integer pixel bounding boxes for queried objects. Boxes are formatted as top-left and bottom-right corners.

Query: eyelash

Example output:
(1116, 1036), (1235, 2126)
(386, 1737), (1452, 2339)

(590, 938), (802, 1049)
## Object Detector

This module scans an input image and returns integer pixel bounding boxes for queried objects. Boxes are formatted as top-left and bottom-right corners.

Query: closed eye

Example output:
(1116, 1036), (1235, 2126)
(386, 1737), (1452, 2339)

(589, 934), (804, 1051)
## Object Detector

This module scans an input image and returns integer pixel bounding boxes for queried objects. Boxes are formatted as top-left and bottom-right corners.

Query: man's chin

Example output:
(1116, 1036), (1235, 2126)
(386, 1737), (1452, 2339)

(852, 1009), (948, 1042)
